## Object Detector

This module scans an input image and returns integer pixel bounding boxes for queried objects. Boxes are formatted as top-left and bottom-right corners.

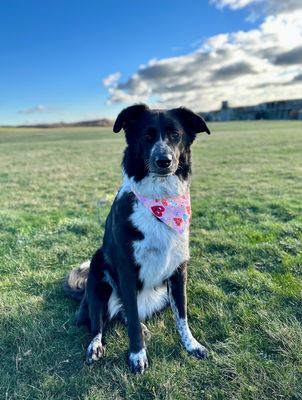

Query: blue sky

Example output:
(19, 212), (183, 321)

(1, 0), (301, 125)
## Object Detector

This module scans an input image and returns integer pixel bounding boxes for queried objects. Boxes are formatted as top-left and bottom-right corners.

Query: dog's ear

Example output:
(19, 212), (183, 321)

(113, 104), (149, 133)
(170, 107), (210, 141)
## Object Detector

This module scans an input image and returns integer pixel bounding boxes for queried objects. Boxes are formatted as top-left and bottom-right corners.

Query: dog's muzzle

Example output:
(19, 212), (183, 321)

(150, 140), (176, 175)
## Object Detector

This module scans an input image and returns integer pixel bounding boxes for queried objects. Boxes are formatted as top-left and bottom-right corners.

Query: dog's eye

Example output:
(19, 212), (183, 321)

(145, 134), (153, 141)
(144, 128), (156, 141)
(171, 132), (180, 140)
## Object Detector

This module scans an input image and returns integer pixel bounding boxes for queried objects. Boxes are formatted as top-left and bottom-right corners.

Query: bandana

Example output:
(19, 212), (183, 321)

(132, 189), (191, 234)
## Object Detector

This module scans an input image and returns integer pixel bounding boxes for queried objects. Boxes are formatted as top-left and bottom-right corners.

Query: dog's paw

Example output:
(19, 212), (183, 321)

(189, 343), (208, 359)
(128, 348), (149, 374)
(185, 337), (208, 360)
(183, 334), (208, 359)
(86, 334), (105, 365)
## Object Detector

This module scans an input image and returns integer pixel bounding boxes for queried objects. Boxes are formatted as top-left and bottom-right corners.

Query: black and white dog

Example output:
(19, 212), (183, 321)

(64, 104), (211, 373)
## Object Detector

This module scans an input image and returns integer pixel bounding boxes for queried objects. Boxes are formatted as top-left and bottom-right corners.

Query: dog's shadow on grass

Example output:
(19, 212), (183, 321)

(1, 279), (135, 398)
(2, 277), (197, 399)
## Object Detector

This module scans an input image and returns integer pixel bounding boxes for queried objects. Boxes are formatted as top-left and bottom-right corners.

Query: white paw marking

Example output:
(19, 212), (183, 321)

(86, 333), (105, 364)
(177, 318), (208, 358)
(169, 290), (208, 359)
(128, 348), (149, 374)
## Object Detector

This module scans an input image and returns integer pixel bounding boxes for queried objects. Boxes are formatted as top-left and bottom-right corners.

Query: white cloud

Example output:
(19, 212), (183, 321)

(211, 0), (302, 13)
(103, 5), (302, 111)
(18, 105), (54, 114)
(210, 0), (258, 10)
(103, 72), (121, 87)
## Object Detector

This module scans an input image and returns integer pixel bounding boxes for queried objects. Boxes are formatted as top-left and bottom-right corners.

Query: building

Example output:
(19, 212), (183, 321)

(203, 99), (302, 121)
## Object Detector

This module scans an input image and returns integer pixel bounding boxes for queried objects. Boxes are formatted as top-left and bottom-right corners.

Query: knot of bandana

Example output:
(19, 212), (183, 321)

(131, 189), (191, 234)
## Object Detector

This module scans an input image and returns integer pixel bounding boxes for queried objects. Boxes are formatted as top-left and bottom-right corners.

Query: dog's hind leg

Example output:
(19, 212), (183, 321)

(85, 248), (113, 364)
(140, 322), (151, 342)
(76, 296), (89, 326)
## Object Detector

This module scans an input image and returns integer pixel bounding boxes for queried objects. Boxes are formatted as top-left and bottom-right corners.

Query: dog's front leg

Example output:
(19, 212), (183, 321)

(119, 263), (148, 374)
(168, 263), (208, 359)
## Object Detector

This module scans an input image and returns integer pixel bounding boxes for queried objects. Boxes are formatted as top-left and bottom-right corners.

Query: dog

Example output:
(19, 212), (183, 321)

(64, 104), (211, 373)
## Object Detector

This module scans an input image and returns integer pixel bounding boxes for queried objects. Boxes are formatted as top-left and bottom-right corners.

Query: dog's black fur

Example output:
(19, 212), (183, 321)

(64, 104), (210, 373)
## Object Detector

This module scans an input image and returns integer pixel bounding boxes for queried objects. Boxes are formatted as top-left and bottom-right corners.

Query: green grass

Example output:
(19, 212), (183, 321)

(0, 121), (302, 400)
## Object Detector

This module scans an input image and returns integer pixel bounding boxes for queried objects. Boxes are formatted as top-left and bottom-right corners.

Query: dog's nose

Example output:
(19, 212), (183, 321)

(156, 156), (172, 169)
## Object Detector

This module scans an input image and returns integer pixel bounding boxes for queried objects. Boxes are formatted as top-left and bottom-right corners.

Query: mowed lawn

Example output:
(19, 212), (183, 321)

(0, 121), (302, 400)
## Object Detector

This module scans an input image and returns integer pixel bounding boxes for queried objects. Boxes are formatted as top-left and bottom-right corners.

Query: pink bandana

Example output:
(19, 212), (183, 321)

(132, 189), (191, 234)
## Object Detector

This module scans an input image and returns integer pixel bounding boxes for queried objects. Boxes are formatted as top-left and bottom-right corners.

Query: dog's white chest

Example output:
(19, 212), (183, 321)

(130, 202), (189, 288)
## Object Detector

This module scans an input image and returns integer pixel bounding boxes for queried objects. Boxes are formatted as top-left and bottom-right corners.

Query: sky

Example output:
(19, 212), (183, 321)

(0, 0), (301, 125)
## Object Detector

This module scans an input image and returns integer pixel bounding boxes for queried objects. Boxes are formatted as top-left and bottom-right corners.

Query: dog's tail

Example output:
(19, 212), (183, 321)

(64, 260), (90, 300)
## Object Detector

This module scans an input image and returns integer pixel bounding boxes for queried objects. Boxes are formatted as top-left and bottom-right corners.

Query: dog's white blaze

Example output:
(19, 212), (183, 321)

(150, 135), (169, 158)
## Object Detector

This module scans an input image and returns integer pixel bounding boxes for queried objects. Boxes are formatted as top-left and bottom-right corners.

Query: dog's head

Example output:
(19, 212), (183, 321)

(113, 104), (210, 181)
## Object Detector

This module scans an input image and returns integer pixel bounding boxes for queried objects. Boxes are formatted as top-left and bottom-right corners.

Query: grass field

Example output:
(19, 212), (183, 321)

(0, 121), (302, 400)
